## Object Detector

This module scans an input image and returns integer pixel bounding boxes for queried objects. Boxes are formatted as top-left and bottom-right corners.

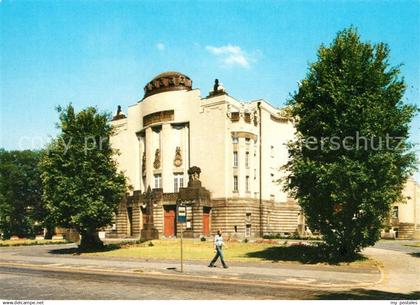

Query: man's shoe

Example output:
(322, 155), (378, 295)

(223, 265), (229, 269)
(208, 264), (215, 268)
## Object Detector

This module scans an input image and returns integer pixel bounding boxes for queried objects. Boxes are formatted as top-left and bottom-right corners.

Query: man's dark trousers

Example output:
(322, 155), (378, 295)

(209, 245), (227, 267)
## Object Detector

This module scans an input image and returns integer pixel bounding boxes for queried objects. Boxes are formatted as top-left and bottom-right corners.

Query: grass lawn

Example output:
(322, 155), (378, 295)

(85, 239), (370, 266)
(0, 239), (70, 247)
(404, 242), (420, 248)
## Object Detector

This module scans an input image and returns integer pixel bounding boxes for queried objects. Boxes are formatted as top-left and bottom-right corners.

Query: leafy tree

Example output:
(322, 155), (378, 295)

(286, 28), (417, 257)
(0, 149), (47, 238)
(39, 104), (127, 249)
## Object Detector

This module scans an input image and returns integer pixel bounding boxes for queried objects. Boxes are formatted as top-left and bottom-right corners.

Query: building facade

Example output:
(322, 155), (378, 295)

(107, 71), (420, 240)
(107, 71), (303, 239)
(384, 178), (420, 239)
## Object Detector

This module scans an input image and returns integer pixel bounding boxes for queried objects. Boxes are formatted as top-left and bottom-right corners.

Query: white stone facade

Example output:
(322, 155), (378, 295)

(111, 72), (294, 205)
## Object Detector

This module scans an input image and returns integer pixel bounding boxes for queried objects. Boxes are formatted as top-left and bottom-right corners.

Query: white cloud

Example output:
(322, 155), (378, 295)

(156, 42), (165, 51)
(205, 44), (252, 68)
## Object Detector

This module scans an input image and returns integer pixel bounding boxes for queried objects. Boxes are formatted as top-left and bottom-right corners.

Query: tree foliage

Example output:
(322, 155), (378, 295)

(286, 28), (417, 257)
(39, 104), (127, 249)
(0, 149), (46, 238)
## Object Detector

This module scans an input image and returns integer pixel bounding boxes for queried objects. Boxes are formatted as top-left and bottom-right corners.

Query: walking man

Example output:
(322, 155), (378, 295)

(208, 230), (228, 268)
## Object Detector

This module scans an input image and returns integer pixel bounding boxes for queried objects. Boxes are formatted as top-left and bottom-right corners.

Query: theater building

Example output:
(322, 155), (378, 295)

(107, 71), (303, 239)
(385, 178), (420, 239)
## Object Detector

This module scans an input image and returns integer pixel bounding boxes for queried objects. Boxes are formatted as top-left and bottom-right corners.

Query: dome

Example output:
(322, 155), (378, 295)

(143, 71), (192, 98)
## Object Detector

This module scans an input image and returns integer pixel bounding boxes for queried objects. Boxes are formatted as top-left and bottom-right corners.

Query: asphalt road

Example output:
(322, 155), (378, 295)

(1, 263), (419, 300)
(373, 240), (420, 253)
(1, 240), (419, 300)
(0, 265), (324, 300)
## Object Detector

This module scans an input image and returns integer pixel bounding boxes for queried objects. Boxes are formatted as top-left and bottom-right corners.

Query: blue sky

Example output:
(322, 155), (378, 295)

(1, 0), (419, 177)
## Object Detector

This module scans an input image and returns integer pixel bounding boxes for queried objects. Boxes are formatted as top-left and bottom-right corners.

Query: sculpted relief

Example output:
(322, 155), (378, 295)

(174, 146), (183, 167)
(153, 149), (161, 169)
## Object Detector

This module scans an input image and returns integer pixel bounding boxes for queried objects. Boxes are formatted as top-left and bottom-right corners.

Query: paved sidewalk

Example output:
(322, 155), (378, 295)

(362, 247), (420, 294)
(0, 243), (381, 289)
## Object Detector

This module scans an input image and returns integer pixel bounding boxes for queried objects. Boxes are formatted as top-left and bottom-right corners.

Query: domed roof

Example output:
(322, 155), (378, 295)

(143, 71), (192, 98)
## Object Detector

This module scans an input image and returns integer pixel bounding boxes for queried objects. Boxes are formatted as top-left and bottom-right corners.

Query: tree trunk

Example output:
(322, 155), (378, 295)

(337, 241), (357, 259)
(79, 228), (103, 251)
(44, 225), (54, 240)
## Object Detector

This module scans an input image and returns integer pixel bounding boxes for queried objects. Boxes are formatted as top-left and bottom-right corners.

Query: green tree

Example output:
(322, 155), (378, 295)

(286, 28), (417, 257)
(39, 104), (127, 249)
(0, 149), (47, 239)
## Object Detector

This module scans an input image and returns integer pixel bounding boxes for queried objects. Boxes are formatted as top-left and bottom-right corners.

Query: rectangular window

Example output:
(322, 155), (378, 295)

(174, 173), (184, 192)
(154, 174), (162, 189)
(246, 212), (251, 221)
(232, 136), (239, 144)
(254, 169), (257, 180)
(186, 205), (193, 230)
(244, 113), (251, 123)
(245, 137), (250, 143)
(245, 152), (249, 168)
(245, 176), (250, 192)
(231, 112), (240, 122)
(392, 206), (399, 218)
(233, 176), (238, 192)
(245, 224), (251, 237)
(233, 151), (238, 167)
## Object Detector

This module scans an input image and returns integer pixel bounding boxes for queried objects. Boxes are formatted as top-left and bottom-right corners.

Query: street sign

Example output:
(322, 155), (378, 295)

(177, 205), (186, 273)
(177, 206), (187, 223)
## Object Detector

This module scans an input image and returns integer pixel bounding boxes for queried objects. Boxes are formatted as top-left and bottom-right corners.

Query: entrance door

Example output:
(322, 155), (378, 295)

(164, 206), (176, 237)
(203, 207), (211, 236)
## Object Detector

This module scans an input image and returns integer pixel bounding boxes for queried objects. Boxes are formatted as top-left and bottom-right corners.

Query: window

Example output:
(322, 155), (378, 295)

(234, 225), (238, 233)
(270, 194), (275, 201)
(233, 151), (238, 167)
(254, 169), (257, 180)
(246, 213), (251, 221)
(245, 224), (251, 237)
(186, 206), (193, 230)
(245, 176), (250, 192)
(154, 174), (162, 189)
(232, 136), (239, 144)
(231, 112), (240, 122)
(245, 152), (249, 168)
(244, 113), (251, 123)
(394, 228), (399, 238)
(233, 176), (238, 192)
(392, 206), (399, 219)
(245, 137), (250, 144)
(174, 173), (184, 192)
(270, 145), (274, 157)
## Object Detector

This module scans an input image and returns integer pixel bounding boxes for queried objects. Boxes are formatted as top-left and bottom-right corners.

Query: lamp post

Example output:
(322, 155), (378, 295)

(177, 199), (189, 272)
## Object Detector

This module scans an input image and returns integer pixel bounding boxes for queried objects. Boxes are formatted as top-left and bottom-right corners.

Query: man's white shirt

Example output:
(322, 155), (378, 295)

(214, 235), (224, 247)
